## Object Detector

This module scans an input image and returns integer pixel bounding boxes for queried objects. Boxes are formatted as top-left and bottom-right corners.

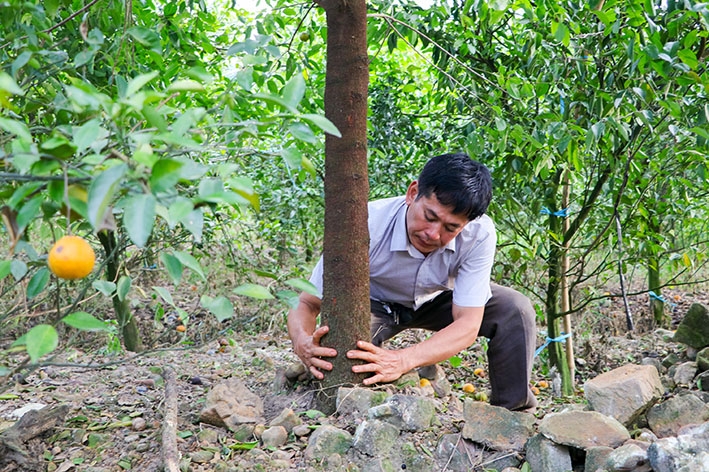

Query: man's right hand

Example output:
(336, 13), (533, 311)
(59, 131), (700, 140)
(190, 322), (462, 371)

(292, 325), (338, 380)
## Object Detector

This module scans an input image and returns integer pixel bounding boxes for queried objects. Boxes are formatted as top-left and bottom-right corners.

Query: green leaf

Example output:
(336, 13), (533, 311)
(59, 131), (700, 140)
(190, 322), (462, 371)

(0, 72), (25, 95)
(282, 73), (306, 110)
(0, 117), (32, 142)
(0, 260), (11, 280)
(87, 164), (128, 230)
(124, 71), (160, 98)
(448, 356), (462, 368)
(150, 159), (184, 193)
(300, 114), (341, 138)
(167, 80), (205, 92)
(123, 193), (156, 248)
(153, 286), (175, 307)
(233, 283), (274, 300)
(11, 259), (28, 281)
(288, 122), (317, 143)
(25, 324), (59, 363)
(73, 119), (105, 154)
(127, 27), (162, 54)
(173, 251), (206, 281)
(229, 441), (259, 451)
(92, 280), (116, 296)
(27, 268), (50, 299)
(275, 290), (300, 309)
(284, 278), (320, 296)
(160, 252), (183, 284)
(200, 295), (234, 322)
(117, 276), (131, 301)
(62, 312), (112, 331)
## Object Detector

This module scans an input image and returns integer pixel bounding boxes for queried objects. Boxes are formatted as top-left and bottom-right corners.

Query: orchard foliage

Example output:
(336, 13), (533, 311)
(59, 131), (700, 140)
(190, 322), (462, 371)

(1, 0), (708, 379)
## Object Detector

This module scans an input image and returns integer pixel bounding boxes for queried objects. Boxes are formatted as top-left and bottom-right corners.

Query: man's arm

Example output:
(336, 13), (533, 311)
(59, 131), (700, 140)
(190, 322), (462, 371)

(347, 304), (483, 385)
(287, 291), (338, 379)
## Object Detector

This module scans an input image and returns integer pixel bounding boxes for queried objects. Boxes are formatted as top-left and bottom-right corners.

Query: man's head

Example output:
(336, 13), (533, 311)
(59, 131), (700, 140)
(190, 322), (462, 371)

(416, 153), (492, 221)
(404, 153), (492, 255)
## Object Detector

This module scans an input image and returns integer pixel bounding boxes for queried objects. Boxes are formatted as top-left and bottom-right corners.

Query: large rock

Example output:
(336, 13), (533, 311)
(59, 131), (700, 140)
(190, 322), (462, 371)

(462, 400), (535, 451)
(539, 410), (630, 449)
(304, 425), (352, 460)
(352, 419), (400, 456)
(336, 387), (389, 417)
(646, 394), (709, 438)
(525, 433), (572, 472)
(199, 378), (264, 431)
(673, 303), (709, 349)
(584, 364), (664, 425)
(368, 394), (436, 431)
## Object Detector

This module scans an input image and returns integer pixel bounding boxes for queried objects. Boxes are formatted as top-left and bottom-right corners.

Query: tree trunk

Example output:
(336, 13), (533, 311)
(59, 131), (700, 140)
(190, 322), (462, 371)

(315, 0), (370, 414)
(544, 173), (573, 396)
(98, 230), (144, 352)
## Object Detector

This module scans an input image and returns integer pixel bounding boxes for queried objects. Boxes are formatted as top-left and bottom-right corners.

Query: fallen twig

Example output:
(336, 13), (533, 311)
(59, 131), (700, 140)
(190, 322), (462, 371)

(161, 366), (180, 472)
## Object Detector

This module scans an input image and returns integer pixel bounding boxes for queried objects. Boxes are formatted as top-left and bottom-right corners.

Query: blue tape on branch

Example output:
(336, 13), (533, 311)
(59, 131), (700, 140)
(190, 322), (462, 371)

(540, 207), (570, 218)
(534, 332), (572, 358)
(649, 291), (676, 307)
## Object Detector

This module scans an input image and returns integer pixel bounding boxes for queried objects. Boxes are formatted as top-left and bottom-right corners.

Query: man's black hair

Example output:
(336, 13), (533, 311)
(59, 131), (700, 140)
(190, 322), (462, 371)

(416, 153), (492, 221)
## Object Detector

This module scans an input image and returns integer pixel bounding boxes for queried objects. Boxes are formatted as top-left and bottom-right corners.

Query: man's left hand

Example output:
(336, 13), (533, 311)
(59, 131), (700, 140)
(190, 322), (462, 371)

(346, 340), (411, 385)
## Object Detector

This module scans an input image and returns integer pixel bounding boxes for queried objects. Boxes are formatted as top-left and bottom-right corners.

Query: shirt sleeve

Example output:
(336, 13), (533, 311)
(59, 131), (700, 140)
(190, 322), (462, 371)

(451, 221), (496, 308)
(308, 256), (324, 299)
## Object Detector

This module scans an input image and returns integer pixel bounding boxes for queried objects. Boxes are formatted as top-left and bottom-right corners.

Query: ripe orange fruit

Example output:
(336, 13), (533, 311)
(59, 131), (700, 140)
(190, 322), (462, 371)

(176, 325), (187, 333)
(537, 380), (549, 389)
(531, 386), (540, 395)
(48, 235), (95, 280)
(419, 378), (431, 387)
(462, 383), (476, 393)
(473, 368), (485, 377)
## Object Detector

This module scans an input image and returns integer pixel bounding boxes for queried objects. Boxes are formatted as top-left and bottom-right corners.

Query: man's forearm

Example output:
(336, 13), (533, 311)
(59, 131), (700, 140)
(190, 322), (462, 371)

(403, 314), (481, 370)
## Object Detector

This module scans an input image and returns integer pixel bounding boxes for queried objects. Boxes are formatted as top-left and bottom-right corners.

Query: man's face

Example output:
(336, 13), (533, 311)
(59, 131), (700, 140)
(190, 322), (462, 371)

(405, 181), (469, 255)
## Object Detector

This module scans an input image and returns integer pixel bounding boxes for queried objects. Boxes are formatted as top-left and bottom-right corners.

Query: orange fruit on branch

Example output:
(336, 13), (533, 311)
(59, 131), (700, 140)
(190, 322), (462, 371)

(48, 235), (95, 280)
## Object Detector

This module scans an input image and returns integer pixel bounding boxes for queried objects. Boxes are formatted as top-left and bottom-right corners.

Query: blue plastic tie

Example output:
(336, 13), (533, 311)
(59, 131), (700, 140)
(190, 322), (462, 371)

(534, 332), (572, 358)
(540, 207), (570, 218)
(649, 291), (676, 307)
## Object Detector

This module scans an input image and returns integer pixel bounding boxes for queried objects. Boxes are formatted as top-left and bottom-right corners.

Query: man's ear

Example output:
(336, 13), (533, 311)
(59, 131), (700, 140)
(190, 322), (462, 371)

(405, 181), (418, 204)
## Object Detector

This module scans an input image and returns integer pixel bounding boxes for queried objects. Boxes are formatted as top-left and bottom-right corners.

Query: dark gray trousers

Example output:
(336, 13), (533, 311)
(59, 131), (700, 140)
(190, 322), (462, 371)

(370, 283), (538, 411)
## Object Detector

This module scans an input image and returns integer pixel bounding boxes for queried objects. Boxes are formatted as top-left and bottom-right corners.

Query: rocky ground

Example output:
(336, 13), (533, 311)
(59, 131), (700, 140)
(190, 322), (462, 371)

(0, 287), (707, 471)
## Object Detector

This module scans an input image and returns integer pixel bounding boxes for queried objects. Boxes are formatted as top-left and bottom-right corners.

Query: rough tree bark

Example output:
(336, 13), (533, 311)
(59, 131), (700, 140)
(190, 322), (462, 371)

(314, 0), (371, 414)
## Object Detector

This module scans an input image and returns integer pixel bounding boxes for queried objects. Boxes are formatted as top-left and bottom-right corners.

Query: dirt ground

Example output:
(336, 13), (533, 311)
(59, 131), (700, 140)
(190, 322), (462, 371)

(0, 284), (704, 471)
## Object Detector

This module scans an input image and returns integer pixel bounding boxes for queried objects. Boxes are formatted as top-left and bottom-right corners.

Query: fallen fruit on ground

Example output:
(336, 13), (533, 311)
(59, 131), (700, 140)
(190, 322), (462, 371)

(473, 367), (485, 377)
(531, 386), (540, 395)
(48, 235), (95, 280)
(176, 325), (187, 333)
(419, 378), (431, 387)
(473, 391), (488, 402)
(537, 380), (549, 389)
(462, 383), (476, 393)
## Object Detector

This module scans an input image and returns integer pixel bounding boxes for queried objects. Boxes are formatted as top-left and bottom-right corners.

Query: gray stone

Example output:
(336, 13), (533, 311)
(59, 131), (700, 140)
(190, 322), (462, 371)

(367, 394), (435, 431)
(400, 441), (438, 471)
(640, 356), (663, 374)
(655, 328), (676, 343)
(352, 419), (400, 456)
(284, 362), (307, 381)
(435, 433), (483, 472)
(304, 425), (353, 460)
(662, 352), (682, 369)
(672, 361), (698, 386)
(199, 378), (264, 430)
(647, 422), (709, 472)
(647, 394), (709, 438)
(261, 425), (288, 448)
(584, 446), (613, 472)
(479, 451), (524, 471)
(462, 400), (535, 451)
(335, 387), (389, 417)
(606, 442), (651, 472)
(190, 449), (215, 464)
(524, 434), (572, 472)
(292, 424), (312, 437)
(673, 303), (709, 349)
(584, 364), (664, 426)
(268, 408), (301, 433)
(538, 410), (630, 449)
(698, 347), (709, 372)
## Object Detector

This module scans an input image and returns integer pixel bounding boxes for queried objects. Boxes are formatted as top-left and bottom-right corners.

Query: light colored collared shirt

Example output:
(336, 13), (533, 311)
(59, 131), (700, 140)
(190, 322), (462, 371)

(310, 196), (496, 310)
